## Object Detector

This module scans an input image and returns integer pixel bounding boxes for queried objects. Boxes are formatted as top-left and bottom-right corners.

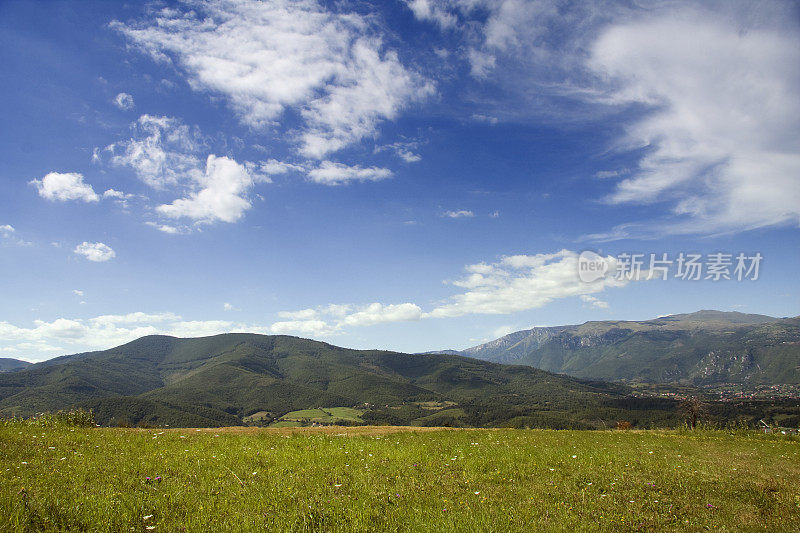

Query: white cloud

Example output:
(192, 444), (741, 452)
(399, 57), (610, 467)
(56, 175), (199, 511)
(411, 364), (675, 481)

(74, 242), (116, 262)
(113, 92), (135, 110)
(375, 141), (422, 163)
(145, 222), (186, 235)
(31, 172), (99, 203)
(340, 303), (423, 327)
(405, 0), (458, 29)
(110, 116), (259, 226)
(269, 319), (336, 338)
(407, 0), (800, 236)
(589, 8), (800, 234)
(427, 250), (628, 318)
(0, 226), (32, 247)
(103, 188), (140, 208)
(307, 161), (392, 185)
(109, 114), (203, 190)
(271, 302), (422, 335)
(72, 289), (84, 297)
(102, 189), (135, 200)
(443, 210), (474, 218)
(114, 0), (434, 159)
(256, 159), (304, 177)
(156, 155), (253, 224)
(580, 294), (609, 309)
(223, 303), (236, 312)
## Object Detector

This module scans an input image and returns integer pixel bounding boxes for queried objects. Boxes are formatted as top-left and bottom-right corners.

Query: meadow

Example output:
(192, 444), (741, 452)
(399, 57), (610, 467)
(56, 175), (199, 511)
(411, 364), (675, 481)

(2, 420), (799, 531)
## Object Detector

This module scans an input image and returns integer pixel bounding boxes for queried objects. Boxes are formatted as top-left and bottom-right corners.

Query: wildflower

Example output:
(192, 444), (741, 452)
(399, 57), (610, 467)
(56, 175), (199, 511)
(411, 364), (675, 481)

(145, 477), (152, 483)
(155, 476), (162, 483)
(143, 515), (153, 521)
(706, 503), (714, 509)
(474, 491), (480, 495)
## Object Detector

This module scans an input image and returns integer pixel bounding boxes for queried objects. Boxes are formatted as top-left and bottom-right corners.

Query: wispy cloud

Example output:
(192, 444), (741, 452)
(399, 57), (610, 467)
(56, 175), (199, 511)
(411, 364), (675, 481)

(307, 161), (393, 185)
(443, 209), (474, 218)
(407, 0), (800, 237)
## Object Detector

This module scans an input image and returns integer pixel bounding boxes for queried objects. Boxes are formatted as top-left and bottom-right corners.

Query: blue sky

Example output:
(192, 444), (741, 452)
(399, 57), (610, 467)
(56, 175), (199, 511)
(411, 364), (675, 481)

(1, 0), (798, 361)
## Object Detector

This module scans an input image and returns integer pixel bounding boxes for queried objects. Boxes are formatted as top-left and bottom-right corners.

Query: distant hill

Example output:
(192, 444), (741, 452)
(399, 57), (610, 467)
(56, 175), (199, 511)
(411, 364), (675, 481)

(0, 358), (32, 372)
(0, 333), (680, 428)
(459, 311), (800, 385)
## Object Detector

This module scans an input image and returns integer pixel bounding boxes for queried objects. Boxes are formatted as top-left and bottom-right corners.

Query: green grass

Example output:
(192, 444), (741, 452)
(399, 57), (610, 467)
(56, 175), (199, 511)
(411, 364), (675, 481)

(2, 423), (799, 531)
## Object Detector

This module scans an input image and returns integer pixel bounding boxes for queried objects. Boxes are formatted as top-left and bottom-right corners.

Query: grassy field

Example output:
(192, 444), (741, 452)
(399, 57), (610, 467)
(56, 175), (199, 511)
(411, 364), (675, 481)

(1, 423), (799, 531)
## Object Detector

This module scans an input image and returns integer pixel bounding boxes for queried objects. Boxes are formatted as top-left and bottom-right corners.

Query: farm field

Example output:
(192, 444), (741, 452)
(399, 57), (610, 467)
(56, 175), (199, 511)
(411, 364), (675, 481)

(1, 424), (799, 532)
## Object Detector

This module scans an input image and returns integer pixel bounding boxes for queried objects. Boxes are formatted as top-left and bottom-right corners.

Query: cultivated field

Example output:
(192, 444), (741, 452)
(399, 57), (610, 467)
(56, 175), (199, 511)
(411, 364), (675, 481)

(2, 423), (799, 531)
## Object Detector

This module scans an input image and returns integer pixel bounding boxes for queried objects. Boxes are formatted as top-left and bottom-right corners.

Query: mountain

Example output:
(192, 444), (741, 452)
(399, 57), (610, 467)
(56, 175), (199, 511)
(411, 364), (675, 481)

(0, 333), (680, 428)
(460, 311), (800, 386)
(0, 358), (32, 372)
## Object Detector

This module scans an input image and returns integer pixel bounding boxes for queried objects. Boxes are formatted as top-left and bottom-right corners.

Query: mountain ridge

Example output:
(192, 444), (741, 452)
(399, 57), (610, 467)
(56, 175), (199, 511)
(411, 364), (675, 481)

(0, 358), (32, 372)
(455, 310), (800, 385)
(0, 333), (663, 428)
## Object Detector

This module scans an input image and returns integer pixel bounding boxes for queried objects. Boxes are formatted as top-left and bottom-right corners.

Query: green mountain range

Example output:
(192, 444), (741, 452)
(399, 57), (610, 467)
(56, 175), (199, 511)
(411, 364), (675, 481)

(0, 358), (32, 372)
(458, 311), (800, 385)
(0, 333), (683, 428)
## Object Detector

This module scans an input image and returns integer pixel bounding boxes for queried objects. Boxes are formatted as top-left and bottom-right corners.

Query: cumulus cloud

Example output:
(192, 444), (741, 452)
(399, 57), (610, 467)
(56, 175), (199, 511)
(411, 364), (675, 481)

(157, 155), (254, 224)
(307, 161), (392, 185)
(113, 92), (135, 110)
(31, 172), (99, 202)
(427, 250), (627, 318)
(271, 250), (634, 332)
(110, 115), (259, 225)
(113, 0), (434, 159)
(74, 242), (116, 262)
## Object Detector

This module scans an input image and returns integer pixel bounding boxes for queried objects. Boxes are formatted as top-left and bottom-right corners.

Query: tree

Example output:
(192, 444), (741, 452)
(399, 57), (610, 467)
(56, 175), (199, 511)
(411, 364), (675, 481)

(679, 396), (706, 429)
